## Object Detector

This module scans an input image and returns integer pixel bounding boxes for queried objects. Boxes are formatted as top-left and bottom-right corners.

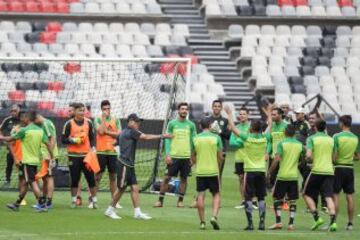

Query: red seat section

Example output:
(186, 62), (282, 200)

(278, 0), (294, 6)
(48, 82), (65, 92)
(183, 54), (199, 65)
(0, 1), (8, 11)
(338, 0), (353, 7)
(39, 2), (56, 13)
(24, 1), (40, 12)
(55, 2), (69, 13)
(40, 32), (57, 43)
(38, 101), (55, 110)
(64, 63), (81, 74)
(8, 1), (24, 12)
(8, 91), (25, 103)
(293, 0), (308, 6)
(47, 22), (62, 32)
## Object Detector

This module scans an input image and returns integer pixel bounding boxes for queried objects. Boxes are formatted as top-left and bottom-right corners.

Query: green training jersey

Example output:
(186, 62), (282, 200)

(306, 132), (334, 175)
(12, 123), (48, 166)
(194, 131), (223, 176)
(232, 133), (271, 172)
(333, 131), (359, 168)
(165, 119), (196, 159)
(230, 122), (250, 163)
(40, 118), (59, 159)
(270, 120), (288, 158)
(276, 137), (304, 180)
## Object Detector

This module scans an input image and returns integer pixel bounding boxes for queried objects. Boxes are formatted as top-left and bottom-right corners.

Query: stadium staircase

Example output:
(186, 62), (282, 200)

(160, 0), (260, 116)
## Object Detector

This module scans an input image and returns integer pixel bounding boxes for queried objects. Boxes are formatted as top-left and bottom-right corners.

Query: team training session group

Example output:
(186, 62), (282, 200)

(0, 99), (359, 232)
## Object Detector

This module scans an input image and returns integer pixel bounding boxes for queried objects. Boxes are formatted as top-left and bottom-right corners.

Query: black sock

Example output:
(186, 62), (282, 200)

(38, 196), (46, 205)
(312, 210), (319, 221)
(245, 201), (253, 225)
(47, 198), (52, 206)
(158, 193), (165, 204)
(258, 200), (266, 223)
(252, 200), (257, 206)
(330, 214), (336, 225)
(348, 222), (353, 226)
(274, 200), (283, 224)
(178, 193), (184, 203)
(289, 203), (296, 225)
(15, 195), (25, 205)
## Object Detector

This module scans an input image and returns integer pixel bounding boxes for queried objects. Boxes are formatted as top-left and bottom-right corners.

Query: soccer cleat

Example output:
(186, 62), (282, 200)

(235, 201), (246, 209)
(20, 199), (27, 206)
(244, 224), (254, 231)
(268, 223), (283, 230)
(36, 206), (48, 213)
(311, 217), (325, 231)
(115, 203), (123, 209)
(346, 223), (353, 231)
(134, 212), (152, 220)
(71, 201), (77, 209)
(46, 203), (53, 209)
(153, 201), (163, 208)
(6, 203), (19, 211)
(200, 222), (206, 230)
(105, 208), (121, 220)
(176, 201), (185, 208)
(252, 201), (258, 210)
(210, 217), (220, 230)
(88, 201), (98, 209)
(328, 223), (337, 232)
(258, 221), (265, 231)
(189, 200), (197, 208)
(287, 225), (295, 231)
(282, 202), (289, 211)
(32, 204), (41, 209)
(321, 206), (329, 214)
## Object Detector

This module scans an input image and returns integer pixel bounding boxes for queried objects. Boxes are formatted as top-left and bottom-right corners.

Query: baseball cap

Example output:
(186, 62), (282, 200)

(294, 107), (306, 114)
(127, 113), (144, 122)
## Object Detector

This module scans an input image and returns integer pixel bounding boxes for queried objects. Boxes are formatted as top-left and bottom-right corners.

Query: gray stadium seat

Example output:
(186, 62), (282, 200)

(101, 3), (117, 13)
(8, 32), (25, 43)
(109, 23), (124, 33)
(69, 3), (85, 13)
(341, 6), (356, 16)
(62, 22), (78, 32)
(94, 23), (109, 32)
(326, 6), (342, 16)
(282, 6), (296, 16)
(266, 5), (282, 16)
(15, 21), (32, 33)
(141, 23), (156, 37)
(116, 3), (131, 14)
(311, 6), (327, 16)
(85, 2), (100, 13)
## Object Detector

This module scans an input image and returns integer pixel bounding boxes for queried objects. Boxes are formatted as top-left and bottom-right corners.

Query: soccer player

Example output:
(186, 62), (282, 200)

(0, 111), (53, 212)
(333, 115), (359, 230)
(105, 113), (171, 219)
(33, 113), (58, 209)
(193, 118), (223, 230)
(0, 104), (20, 187)
(225, 106), (271, 231)
(154, 102), (196, 208)
(61, 102), (97, 209)
(268, 125), (304, 230)
(303, 119), (337, 232)
(231, 107), (251, 209)
(208, 100), (230, 178)
(94, 100), (122, 207)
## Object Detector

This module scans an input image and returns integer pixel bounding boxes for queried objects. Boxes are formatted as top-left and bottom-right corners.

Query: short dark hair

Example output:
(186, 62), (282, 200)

(212, 99), (223, 106)
(285, 125), (296, 137)
(19, 111), (28, 118)
(177, 102), (188, 110)
(239, 107), (249, 114)
(200, 118), (211, 129)
(272, 107), (284, 116)
(339, 115), (352, 128)
(69, 102), (76, 108)
(250, 120), (262, 133)
(73, 102), (85, 110)
(101, 100), (111, 109)
(28, 110), (38, 122)
(315, 119), (327, 132)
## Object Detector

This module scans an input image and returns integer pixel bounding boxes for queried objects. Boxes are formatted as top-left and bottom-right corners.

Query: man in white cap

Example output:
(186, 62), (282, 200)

(292, 107), (310, 145)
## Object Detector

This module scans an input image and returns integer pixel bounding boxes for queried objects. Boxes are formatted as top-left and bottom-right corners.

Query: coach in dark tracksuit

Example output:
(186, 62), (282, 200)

(0, 105), (20, 186)
(208, 100), (231, 180)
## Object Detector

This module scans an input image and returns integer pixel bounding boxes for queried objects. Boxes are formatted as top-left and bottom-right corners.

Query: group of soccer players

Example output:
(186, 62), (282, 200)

(0, 99), (359, 232)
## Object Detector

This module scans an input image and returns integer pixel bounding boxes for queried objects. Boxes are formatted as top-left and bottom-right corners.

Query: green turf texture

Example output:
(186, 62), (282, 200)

(0, 152), (359, 240)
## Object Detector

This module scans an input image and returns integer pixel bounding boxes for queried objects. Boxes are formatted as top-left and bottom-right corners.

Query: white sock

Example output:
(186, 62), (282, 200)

(107, 206), (114, 211)
(134, 207), (141, 215)
(92, 196), (97, 202)
(72, 197), (77, 202)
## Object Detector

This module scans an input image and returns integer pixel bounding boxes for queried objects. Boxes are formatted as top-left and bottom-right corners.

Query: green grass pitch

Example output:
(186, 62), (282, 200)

(0, 151), (359, 240)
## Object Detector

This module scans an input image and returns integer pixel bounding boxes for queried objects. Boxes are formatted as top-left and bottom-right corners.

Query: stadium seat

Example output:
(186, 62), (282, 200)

(8, 90), (25, 103)
(40, 32), (57, 44)
(24, 1), (40, 12)
(8, 1), (25, 12)
(338, 0), (353, 7)
(39, 2), (56, 13)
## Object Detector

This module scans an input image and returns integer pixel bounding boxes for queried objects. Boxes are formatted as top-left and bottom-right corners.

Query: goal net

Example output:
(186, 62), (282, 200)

(0, 57), (190, 191)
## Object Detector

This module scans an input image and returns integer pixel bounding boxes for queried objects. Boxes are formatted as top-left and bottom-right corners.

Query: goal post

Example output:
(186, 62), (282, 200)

(0, 57), (192, 191)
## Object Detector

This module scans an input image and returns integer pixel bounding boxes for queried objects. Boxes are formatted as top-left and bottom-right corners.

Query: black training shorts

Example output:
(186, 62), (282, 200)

(117, 162), (137, 189)
(234, 162), (244, 175)
(196, 176), (220, 194)
(273, 180), (299, 200)
(166, 158), (191, 179)
(244, 172), (267, 200)
(334, 167), (354, 194)
(18, 164), (37, 183)
(303, 173), (334, 198)
(97, 154), (118, 174)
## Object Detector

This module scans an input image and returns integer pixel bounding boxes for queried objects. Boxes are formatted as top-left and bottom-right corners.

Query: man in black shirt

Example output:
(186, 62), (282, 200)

(208, 100), (230, 179)
(0, 104), (20, 186)
(105, 113), (171, 220)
